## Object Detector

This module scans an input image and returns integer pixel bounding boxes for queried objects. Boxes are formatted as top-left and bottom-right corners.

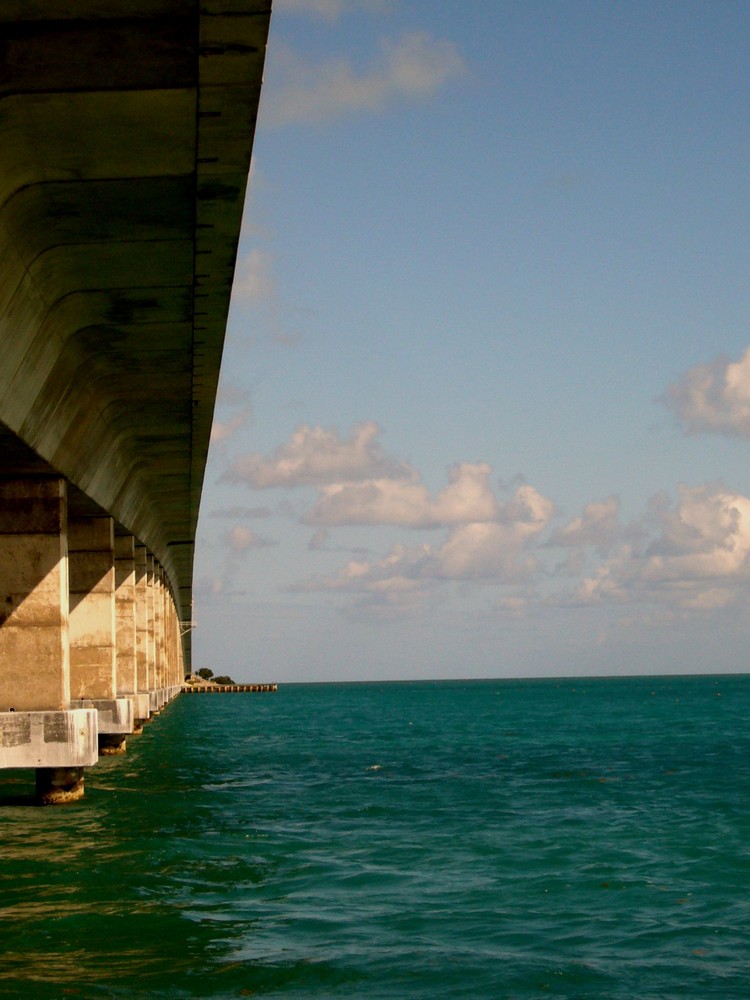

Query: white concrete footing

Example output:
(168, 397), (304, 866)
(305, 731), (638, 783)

(0, 709), (98, 768)
(133, 692), (151, 721)
(74, 697), (133, 734)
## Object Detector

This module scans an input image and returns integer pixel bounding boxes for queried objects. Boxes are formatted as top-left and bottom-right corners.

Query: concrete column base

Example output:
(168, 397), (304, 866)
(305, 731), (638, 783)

(98, 733), (127, 755)
(36, 766), (85, 805)
(0, 710), (98, 769)
(133, 692), (151, 722)
(75, 697), (134, 734)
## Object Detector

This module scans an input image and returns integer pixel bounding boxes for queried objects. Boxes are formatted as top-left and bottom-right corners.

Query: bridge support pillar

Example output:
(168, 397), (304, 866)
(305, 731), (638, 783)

(166, 585), (183, 697)
(114, 535), (143, 733)
(0, 477), (98, 800)
(154, 563), (166, 703)
(147, 554), (161, 711)
(134, 545), (151, 725)
(68, 515), (133, 755)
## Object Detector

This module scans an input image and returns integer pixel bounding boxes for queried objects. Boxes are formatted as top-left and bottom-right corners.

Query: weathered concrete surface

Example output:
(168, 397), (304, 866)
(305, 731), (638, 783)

(0, 709), (98, 769)
(0, 478), (70, 712)
(75, 697), (134, 735)
(133, 545), (152, 721)
(134, 545), (150, 692)
(154, 567), (166, 692)
(0, 2), (271, 670)
(133, 692), (152, 724)
(114, 534), (138, 696)
(69, 517), (117, 701)
(149, 686), (182, 712)
(150, 689), (166, 713)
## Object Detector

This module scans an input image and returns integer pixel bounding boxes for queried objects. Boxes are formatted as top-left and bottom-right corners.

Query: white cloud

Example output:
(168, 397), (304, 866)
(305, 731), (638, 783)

(549, 496), (620, 553)
(494, 594), (532, 618)
(306, 462), (500, 527)
(436, 524), (534, 582)
(292, 477), (750, 621)
(573, 485), (750, 610)
(223, 421), (412, 489)
(263, 32), (464, 127)
(232, 248), (275, 305)
(225, 525), (277, 552)
(210, 407), (251, 445)
(644, 486), (750, 576)
(228, 426), (550, 534)
(436, 488), (553, 580)
(663, 345), (750, 437)
(274, 0), (392, 19)
(293, 482), (554, 614)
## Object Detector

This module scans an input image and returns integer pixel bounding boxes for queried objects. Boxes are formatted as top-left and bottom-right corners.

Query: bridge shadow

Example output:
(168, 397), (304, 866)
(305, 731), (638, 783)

(0, 542), (61, 627)
(0, 771), (37, 806)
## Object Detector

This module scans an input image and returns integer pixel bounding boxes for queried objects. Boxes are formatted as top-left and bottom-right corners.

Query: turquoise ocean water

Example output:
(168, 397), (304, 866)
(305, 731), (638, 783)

(1, 675), (750, 998)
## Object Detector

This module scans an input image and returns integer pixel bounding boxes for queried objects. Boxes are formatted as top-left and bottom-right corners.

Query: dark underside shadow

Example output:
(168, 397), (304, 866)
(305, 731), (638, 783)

(0, 770), (37, 806)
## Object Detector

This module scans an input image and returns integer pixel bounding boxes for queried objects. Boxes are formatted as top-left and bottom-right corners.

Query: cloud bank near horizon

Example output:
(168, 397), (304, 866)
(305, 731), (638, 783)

(212, 417), (750, 620)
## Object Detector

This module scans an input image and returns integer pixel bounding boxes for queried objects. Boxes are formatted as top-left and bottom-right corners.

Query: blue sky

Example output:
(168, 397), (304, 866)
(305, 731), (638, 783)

(193, 0), (750, 682)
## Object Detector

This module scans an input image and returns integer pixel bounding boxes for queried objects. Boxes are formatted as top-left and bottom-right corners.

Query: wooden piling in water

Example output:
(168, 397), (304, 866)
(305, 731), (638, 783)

(180, 683), (277, 694)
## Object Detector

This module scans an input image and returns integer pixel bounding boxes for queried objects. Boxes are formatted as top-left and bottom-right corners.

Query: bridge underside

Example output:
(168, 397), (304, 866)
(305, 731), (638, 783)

(0, 2), (270, 798)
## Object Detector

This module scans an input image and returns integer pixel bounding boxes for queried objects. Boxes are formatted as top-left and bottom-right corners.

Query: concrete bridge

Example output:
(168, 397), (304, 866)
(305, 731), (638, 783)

(0, 2), (271, 802)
